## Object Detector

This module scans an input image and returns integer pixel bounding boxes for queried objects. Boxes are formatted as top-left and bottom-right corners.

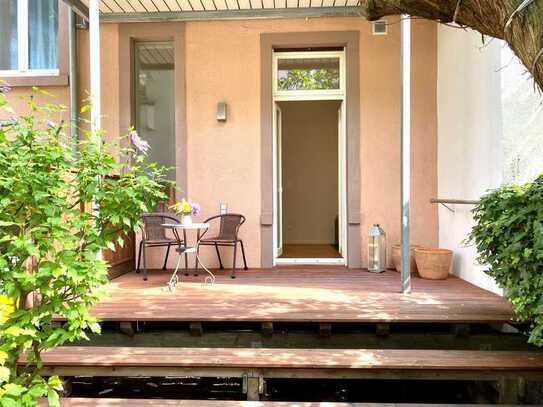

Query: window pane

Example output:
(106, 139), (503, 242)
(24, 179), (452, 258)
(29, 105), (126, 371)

(277, 57), (340, 91)
(28, 0), (58, 70)
(0, 0), (18, 70)
(134, 42), (176, 182)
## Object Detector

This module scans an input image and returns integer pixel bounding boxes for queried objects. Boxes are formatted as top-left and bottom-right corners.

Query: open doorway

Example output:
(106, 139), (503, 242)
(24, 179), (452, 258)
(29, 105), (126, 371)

(272, 49), (347, 265)
(277, 100), (342, 260)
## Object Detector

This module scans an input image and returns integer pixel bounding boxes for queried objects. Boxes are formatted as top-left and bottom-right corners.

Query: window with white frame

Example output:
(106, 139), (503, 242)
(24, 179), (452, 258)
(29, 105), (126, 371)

(0, 0), (59, 76)
(273, 51), (345, 100)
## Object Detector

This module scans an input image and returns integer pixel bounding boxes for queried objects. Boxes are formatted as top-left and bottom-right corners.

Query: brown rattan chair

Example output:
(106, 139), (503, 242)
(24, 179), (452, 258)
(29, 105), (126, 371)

(137, 212), (183, 281)
(198, 213), (248, 278)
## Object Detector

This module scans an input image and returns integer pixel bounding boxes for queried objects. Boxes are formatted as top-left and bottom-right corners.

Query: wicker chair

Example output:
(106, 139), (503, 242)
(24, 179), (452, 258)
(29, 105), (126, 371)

(198, 214), (248, 278)
(137, 212), (183, 281)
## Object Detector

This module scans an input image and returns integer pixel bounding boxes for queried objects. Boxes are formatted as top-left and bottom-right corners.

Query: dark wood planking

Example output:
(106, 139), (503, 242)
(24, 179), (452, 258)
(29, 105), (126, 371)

(43, 400), (524, 407)
(79, 269), (513, 323)
(28, 347), (543, 371)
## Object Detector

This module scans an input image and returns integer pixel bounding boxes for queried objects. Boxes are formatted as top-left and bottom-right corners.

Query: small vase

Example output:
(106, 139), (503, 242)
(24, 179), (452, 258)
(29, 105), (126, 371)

(181, 215), (192, 225)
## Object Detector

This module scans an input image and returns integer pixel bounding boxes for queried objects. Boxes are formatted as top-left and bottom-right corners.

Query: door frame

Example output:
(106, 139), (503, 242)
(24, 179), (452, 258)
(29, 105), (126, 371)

(272, 50), (347, 266)
(260, 31), (361, 269)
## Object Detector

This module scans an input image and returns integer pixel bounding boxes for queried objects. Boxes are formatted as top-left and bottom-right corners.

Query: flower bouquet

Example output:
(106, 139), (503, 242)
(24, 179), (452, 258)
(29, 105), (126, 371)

(171, 199), (201, 225)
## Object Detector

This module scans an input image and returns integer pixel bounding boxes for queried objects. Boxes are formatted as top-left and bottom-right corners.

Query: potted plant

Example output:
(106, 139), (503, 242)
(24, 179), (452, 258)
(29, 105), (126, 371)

(171, 199), (201, 225)
(413, 248), (453, 280)
(391, 244), (422, 274)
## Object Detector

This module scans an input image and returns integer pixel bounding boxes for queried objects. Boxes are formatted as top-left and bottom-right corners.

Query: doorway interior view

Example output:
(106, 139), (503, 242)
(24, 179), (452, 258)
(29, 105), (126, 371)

(273, 50), (347, 265)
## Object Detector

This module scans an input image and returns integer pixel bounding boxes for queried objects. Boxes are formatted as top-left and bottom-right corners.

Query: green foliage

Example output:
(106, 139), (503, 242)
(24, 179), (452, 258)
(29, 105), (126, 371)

(277, 69), (339, 91)
(468, 175), (543, 345)
(0, 89), (169, 406)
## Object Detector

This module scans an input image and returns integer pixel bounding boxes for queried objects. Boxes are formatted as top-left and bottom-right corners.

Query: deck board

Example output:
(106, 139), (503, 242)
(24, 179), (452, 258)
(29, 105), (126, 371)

(34, 347), (543, 370)
(86, 268), (513, 323)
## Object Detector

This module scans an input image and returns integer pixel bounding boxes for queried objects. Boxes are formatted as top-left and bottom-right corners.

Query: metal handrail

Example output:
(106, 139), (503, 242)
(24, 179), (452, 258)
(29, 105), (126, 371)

(430, 198), (480, 205)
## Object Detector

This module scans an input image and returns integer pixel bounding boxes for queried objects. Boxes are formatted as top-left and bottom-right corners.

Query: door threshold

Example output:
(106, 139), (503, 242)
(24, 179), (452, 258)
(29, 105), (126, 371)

(275, 258), (346, 266)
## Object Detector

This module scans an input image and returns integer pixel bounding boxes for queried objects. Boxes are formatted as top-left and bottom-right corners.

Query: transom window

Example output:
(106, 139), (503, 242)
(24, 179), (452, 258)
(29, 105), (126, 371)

(273, 50), (345, 100)
(0, 0), (59, 76)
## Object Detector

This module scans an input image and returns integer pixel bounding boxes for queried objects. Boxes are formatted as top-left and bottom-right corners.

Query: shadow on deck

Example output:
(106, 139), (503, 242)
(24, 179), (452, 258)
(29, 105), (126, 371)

(87, 268), (513, 324)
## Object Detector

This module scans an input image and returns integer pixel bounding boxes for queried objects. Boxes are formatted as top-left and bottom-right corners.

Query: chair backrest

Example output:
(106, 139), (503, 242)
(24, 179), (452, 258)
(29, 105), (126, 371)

(206, 214), (246, 241)
(141, 213), (179, 242)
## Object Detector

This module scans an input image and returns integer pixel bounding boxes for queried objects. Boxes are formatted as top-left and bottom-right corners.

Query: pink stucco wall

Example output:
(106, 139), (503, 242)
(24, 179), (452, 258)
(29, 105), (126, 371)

(7, 15), (438, 271)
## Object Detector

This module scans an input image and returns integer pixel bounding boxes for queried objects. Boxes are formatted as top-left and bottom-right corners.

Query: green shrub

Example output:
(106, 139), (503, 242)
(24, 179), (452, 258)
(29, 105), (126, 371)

(468, 175), (543, 345)
(0, 88), (169, 406)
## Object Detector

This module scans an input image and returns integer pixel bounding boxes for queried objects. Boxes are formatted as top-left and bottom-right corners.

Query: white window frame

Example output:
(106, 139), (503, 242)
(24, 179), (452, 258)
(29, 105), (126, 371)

(0, 0), (59, 77)
(272, 50), (345, 101)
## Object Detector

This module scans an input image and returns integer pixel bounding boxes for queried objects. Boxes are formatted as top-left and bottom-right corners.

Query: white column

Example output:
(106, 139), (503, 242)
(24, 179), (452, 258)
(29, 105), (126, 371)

(89, 0), (101, 139)
(400, 15), (412, 294)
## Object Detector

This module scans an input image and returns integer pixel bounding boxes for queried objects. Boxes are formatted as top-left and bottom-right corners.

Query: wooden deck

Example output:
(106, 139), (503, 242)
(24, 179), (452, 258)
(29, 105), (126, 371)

(87, 268), (513, 324)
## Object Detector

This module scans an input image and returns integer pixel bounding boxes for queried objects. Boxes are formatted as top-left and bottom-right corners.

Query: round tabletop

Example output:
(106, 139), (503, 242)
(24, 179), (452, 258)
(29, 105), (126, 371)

(162, 222), (209, 230)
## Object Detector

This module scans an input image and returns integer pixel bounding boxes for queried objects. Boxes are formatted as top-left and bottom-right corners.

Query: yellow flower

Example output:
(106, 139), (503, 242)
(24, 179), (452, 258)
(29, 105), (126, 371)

(170, 199), (193, 215)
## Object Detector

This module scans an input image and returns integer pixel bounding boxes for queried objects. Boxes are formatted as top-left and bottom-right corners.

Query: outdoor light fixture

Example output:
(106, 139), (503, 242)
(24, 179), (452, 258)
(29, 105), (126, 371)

(368, 224), (386, 273)
(217, 102), (227, 122)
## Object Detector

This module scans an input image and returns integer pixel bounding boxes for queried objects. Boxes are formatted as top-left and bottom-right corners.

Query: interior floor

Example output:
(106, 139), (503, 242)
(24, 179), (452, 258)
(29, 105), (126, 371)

(279, 244), (341, 258)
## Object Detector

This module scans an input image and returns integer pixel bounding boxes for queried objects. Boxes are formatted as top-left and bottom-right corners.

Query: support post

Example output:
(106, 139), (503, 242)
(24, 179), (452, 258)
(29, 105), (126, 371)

(261, 322), (274, 337)
(68, 10), (78, 148)
(119, 322), (135, 337)
(89, 0), (101, 139)
(400, 14), (412, 294)
(190, 322), (203, 337)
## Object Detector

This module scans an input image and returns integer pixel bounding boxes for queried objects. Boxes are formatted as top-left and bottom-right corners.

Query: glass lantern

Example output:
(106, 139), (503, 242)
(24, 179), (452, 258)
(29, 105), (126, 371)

(368, 224), (386, 273)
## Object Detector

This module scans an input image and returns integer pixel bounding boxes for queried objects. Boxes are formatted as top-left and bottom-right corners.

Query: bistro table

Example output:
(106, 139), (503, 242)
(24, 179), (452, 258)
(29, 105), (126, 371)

(161, 222), (214, 291)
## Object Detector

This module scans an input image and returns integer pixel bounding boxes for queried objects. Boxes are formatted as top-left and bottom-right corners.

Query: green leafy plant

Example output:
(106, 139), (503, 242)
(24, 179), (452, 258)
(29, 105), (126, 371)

(468, 175), (543, 345)
(277, 68), (339, 91)
(0, 87), (169, 406)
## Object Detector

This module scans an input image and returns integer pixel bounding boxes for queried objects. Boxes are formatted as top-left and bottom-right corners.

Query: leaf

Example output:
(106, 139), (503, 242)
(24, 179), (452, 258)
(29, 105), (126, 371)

(0, 367), (9, 383)
(47, 389), (60, 407)
(0, 397), (16, 407)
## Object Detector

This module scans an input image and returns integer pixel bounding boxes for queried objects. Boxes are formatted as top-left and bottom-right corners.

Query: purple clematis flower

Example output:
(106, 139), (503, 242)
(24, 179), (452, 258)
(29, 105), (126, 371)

(190, 202), (201, 216)
(129, 130), (150, 155)
(46, 119), (56, 129)
(0, 84), (11, 94)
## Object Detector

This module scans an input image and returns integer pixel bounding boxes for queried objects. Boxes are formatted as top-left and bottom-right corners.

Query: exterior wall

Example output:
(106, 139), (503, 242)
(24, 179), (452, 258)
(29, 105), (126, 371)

(78, 24), (121, 155)
(184, 17), (438, 269)
(437, 25), (503, 294)
(5, 16), (439, 271)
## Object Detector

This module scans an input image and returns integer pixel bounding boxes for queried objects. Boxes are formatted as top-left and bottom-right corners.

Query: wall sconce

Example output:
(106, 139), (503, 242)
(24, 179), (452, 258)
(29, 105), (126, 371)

(217, 102), (227, 122)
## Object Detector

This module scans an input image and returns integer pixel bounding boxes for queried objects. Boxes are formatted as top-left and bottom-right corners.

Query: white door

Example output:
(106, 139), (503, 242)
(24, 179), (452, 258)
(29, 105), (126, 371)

(273, 104), (283, 258)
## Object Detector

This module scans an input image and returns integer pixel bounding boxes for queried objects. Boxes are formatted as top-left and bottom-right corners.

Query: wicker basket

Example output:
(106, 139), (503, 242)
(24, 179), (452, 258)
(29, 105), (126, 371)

(414, 248), (453, 280)
(391, 244), (421, 274)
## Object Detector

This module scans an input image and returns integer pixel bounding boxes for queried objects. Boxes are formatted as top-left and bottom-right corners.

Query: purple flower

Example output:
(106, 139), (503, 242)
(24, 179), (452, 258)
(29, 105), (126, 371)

(46, 119), (56, 129)
(0, 84), (11, 94)
(129, 130), (150, 155)
(190, 202), (201, 216)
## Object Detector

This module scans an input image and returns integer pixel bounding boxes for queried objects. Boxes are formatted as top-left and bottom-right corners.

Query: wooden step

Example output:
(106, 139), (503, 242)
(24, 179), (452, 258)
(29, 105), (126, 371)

(44, 400), (524, 407)
(23, 346), (543, 381)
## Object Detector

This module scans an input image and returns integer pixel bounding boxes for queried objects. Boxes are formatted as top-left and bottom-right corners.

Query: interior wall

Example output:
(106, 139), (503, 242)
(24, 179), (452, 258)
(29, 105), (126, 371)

(437, 25), (503, 294)
(279, 100), (340, 246)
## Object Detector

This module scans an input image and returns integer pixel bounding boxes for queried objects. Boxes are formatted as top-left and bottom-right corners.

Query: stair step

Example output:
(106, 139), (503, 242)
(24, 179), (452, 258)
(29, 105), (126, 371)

(22, 346), (543, 380)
